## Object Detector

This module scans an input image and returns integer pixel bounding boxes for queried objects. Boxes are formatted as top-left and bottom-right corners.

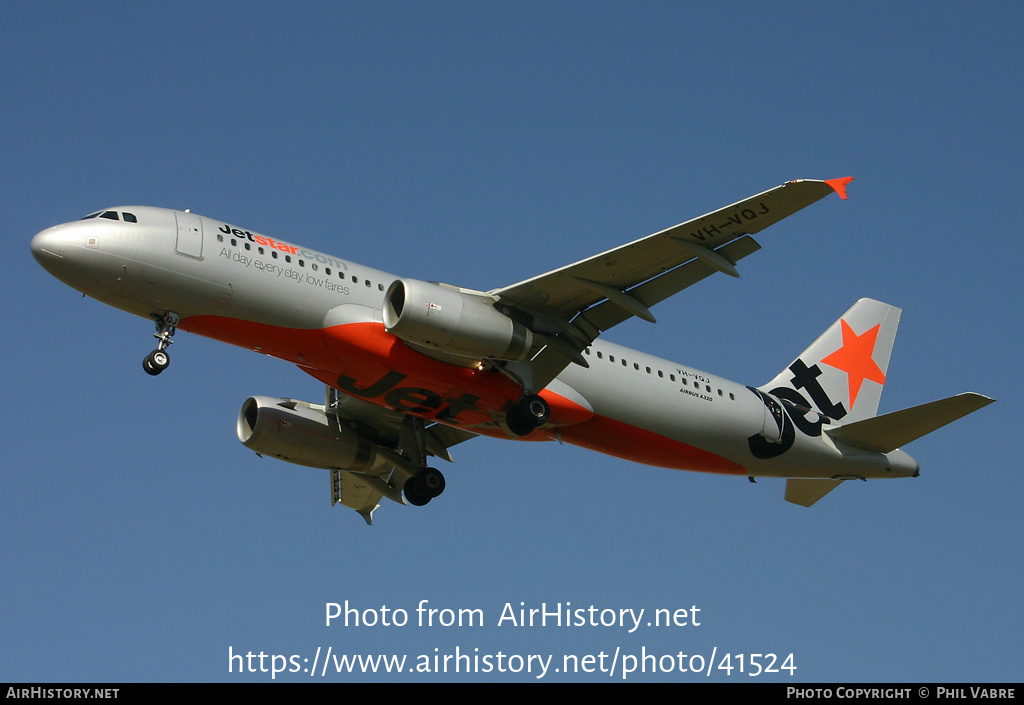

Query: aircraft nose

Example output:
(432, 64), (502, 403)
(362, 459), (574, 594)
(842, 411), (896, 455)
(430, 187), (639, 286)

(31, 227), (67, 267)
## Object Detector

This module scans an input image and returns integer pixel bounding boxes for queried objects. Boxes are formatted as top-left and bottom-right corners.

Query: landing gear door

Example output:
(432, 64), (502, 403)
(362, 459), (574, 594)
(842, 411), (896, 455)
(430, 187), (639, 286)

(174, 211), (204, 259)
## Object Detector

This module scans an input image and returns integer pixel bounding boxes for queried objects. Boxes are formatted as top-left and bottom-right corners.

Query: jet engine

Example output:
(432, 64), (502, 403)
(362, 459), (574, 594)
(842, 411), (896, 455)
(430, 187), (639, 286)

(237, 396), (393, 474)
(383, 278), (533, 361)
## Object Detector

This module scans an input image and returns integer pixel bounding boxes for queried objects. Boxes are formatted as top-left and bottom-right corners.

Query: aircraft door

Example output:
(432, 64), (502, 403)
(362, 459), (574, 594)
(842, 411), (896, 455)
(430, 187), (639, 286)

(174, 211), (204, 258)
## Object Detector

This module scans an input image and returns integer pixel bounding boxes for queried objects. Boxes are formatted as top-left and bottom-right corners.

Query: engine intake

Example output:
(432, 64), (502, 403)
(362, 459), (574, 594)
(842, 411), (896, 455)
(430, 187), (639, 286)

(383, 278), (533, 361)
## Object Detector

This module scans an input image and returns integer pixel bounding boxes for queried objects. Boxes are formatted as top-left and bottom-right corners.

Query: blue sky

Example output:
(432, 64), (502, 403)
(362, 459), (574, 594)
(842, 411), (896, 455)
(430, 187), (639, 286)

(3, 2), (1020, 682)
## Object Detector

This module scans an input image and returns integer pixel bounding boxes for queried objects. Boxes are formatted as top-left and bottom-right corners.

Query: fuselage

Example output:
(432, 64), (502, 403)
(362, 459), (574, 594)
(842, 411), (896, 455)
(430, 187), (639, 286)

(30, 206), (919, 482)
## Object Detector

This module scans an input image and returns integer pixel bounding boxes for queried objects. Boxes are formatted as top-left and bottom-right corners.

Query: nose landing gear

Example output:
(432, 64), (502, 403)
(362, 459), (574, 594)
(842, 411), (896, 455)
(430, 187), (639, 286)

(143, 312), (179, 376)
(143, 349), (170, 375)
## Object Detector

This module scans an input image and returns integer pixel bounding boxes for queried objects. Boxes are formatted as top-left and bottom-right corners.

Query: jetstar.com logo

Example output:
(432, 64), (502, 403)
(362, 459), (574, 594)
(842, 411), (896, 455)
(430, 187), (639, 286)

(217, 222), (351, 271)
(748, 318), (885, 459)
(219, 223), (299, 254)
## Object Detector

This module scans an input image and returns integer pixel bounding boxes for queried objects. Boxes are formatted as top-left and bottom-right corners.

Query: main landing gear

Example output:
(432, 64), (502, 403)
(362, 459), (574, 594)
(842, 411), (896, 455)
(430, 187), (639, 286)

(488, 360), (551, 437)
(399, 416), (447, 507)
(505, 394), (550, 437)
(403, 467), (446, 507)
(143, 312), (179, 376)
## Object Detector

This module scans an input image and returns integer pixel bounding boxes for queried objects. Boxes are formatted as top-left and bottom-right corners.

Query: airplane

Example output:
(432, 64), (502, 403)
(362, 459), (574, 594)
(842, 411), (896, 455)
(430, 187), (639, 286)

(30, 177), (994, 523)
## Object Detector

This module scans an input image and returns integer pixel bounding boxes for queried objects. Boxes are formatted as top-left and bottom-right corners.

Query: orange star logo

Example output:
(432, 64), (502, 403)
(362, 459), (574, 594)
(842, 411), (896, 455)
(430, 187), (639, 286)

(820, 320), (886, 409)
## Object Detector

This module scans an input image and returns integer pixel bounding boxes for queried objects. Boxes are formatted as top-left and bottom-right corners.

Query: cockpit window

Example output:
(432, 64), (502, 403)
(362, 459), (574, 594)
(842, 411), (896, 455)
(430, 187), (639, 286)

(79, 210), (138, 222)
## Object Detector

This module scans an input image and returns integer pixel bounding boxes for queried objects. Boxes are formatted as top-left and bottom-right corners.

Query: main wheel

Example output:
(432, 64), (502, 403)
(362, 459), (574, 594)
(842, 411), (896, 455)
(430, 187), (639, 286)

(520, 395), (550, 426)
(403, 479), (431, 506)
(418, 467), (446, 498)
(505, 408), (534, 436)
(506, 394), (550, 436)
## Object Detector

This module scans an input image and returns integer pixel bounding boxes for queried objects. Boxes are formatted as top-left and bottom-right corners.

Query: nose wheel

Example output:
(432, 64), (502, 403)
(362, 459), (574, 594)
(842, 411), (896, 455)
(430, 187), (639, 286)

(143, 312), (179, 376)
(143, 349), (170, 375)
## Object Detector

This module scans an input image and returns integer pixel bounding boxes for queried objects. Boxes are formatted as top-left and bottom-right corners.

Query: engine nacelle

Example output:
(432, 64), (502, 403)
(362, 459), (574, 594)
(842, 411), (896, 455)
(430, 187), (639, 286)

(237, 396), (391, 473)
(383, 278), (533, 361)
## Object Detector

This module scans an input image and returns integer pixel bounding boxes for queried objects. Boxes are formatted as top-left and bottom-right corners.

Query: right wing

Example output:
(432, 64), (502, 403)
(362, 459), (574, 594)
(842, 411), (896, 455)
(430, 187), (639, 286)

(492, 178), (853, 390)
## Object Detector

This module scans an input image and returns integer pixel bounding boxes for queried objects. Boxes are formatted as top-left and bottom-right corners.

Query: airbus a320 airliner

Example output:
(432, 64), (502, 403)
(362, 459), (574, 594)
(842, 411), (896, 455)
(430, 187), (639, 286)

(31, 178), (993, 523)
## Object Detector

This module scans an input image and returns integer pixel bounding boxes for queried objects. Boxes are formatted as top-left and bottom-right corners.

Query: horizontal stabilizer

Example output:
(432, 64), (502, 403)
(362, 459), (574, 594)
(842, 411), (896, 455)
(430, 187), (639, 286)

(827, 393), (995, 453)
(785, 478), (844, 507)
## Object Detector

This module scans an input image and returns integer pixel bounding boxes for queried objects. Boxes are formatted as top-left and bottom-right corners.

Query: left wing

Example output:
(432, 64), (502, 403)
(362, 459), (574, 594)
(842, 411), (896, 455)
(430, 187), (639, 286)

(491, 178), (852, 389)
(324, 388), (476, 524)
(326, 386), (477, 462)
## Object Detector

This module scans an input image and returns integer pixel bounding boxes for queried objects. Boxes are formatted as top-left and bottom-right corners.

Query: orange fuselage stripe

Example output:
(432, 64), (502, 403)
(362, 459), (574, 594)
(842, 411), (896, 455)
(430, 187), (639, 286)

(181, 315), (743, 475)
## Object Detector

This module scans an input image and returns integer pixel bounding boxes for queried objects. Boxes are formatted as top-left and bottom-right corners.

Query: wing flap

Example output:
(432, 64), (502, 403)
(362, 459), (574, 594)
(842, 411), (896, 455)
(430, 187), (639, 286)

(581, 235), (762, 333)
(425, 423), (478, 462)
(525, 236), (762, 389)
(331, 469), (385, 525)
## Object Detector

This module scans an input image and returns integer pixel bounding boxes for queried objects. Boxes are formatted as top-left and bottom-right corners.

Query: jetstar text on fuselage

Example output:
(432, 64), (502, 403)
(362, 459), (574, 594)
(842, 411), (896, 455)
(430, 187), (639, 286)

(337, 369), (484, 423)
(217, 222), (350, 271)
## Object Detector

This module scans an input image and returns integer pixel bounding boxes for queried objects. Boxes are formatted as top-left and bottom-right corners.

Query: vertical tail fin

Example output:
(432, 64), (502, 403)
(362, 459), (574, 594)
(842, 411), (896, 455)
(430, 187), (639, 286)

(761, 298), (901, 424)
